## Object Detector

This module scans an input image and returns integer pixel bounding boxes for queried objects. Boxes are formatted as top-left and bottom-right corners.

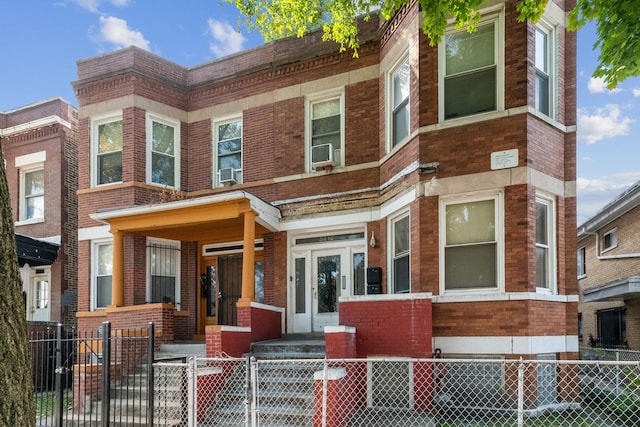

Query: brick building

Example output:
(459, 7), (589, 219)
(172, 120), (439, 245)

(578, 181), (640, 350)
(72, 0), (577, 364)
(1, 98), (78, 328)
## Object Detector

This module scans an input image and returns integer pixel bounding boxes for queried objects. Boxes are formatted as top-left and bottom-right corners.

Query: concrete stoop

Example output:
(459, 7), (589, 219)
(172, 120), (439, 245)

(204, 334), (326, 426)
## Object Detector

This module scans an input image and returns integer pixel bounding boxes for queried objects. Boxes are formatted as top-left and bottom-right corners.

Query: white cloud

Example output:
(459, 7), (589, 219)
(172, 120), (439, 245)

(74, 0), (131, 13)
(207, 19), (246, 58)
(94, 15), (150, 51)
(576, 174), (640, 225)
(633, 88), (640, 97)
(587, 76), (621, 94)
(577, 104), (634, 145)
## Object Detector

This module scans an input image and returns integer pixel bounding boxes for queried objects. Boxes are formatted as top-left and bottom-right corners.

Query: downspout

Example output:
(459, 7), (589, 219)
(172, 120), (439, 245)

(583, 230), (640, 260)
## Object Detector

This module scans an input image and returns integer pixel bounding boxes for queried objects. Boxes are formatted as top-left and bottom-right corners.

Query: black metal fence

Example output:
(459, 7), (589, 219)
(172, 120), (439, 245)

(30, 321), (156, 427)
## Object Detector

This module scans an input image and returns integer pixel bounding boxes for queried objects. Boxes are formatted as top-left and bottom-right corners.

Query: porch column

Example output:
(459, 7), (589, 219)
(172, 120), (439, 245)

(111, 230), (124, 307)
(239, 210), (256, 303)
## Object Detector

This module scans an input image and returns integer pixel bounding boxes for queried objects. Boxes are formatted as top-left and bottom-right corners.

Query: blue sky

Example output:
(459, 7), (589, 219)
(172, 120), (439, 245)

(1, 1), (638, 225)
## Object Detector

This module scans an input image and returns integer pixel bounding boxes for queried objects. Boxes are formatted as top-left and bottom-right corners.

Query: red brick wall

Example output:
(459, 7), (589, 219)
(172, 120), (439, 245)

(339, 297), (432, 357)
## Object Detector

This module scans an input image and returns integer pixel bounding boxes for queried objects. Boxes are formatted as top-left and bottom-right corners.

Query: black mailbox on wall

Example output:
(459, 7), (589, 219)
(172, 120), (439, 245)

(366, 267), (382, 294)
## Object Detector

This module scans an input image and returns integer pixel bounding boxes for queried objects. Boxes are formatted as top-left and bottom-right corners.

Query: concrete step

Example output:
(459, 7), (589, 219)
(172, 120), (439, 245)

(249, 335), (326, 359)
(155, 341), (205, 361)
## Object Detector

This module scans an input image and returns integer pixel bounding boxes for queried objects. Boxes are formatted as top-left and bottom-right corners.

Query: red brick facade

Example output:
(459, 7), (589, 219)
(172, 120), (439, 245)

(1, 98), (78, 328)
(72, 1), (577, 360)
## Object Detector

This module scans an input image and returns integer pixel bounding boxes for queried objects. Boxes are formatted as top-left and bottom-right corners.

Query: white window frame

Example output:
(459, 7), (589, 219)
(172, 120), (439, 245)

(386, 54), (411, 151)
(389, 210), (411, 294)
(438, 9), (504, 123)
(439, 190), (504, 294)
(305, 90), (345, 172)
(91, 112), (123, 187)
(603, 228), (618, 253)
(91, 239), (113, 311)
(146, 237), (181, 310)
(212, 116), (243, 187)
(146, 113), (180, 189)
(19, 163), (45, 223)
(577, 246), (586, 279)
(535, 20), (556, 119)
(535, 194), (556, 293)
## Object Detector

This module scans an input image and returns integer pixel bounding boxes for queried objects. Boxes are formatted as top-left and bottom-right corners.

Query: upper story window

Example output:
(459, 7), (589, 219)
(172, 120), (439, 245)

(536, 195), (556, 292)
(441, 191), (503, 292)
(21, 166), (44, 221)
(535, 23), (555, 118)
(92, 240), (113, 310)
(603, 228), (618, 252)
(15, 151), (46, 223)
(307, 94), (344, 171)
(213, 118), (242, 186)
(391, 212), (410, 293)
(147, 114), (180, 188)
(440, 12), (503, 121)
(577, 246), (586, 278)
(388, 56), (410, 149)
(147, 238), (180, 310)
(92, 114), (123, 186)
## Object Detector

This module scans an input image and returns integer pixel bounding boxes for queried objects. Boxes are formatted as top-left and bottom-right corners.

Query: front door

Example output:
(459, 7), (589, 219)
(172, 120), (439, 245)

(292, 245), (364, 333)
(218, 255), (243, 325)
(312, 250), (344, 332)
(28, 273), (50, 322)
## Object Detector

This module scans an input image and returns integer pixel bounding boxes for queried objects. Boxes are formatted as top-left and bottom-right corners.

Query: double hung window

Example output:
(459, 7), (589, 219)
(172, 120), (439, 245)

(441, 13), (502, 120)
(388, 56), (410, 148)
(577, 247), (586, 278)
(308, 95), (344, 170)
(147, 114), (180, 188)
(536, 196), (556, 291)
(148, 239), (180, 309)
(93, 241), (113, 310)
(603, 229), (617, 252)
(535, 20), (556, 118)
(21, 167), (44, 221)
(93, 115), (123, 186)
(442, 193), (502, 291)
(391, 213), (410, 293)
(214, 118), (242, 186)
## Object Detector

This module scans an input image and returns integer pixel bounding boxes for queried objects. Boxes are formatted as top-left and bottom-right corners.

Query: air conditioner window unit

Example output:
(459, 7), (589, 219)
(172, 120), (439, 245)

(311, 143), (334, 168)
(219, 167), (236, 184)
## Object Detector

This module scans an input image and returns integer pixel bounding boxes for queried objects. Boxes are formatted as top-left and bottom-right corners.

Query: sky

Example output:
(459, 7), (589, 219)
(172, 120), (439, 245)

(1, 1), (638, 226)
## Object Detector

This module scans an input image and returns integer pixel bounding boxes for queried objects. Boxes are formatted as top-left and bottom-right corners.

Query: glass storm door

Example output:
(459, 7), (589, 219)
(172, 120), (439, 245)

(312, 249), (348, 332)
(29, 275), (50, 322)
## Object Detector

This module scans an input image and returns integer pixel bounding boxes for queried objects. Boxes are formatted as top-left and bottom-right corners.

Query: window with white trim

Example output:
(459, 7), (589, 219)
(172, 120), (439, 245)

(20, 165), (44, 221)
(536, 195), (556, 292)
(603, 228), (617, 252)
(92, 114), (123, 186)
(391, 213), (410, 293)
(535, 23), (555, 118)
(440, 12), (503, 121)
(213, 118), (242, 186)
(388, 55), (410, 148)
(577, 246), (586, 278)
(92, 240), (113, 310)
(147, 238), (181, 309)
(441, 192), (503, 291)
(307, 94), (344, 171)
(147, 114), (180, 188)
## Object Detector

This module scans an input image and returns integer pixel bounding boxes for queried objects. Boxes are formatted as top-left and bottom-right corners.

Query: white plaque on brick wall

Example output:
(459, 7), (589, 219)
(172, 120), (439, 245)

(491, 149), (518, 170)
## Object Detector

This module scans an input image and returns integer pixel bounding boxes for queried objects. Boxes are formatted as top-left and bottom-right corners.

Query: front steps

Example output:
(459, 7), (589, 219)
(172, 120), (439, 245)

(204, 333), (326, 426)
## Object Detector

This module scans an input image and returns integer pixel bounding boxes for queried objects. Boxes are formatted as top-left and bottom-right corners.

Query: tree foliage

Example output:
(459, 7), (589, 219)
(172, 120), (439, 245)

(0, 137), (35, 426)
(568, 0), (640, 89)
(228, 0), (638, 88)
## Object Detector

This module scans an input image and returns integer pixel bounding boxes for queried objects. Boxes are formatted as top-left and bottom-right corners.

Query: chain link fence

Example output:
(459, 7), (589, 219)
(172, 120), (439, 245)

(159, 356), (640, 427)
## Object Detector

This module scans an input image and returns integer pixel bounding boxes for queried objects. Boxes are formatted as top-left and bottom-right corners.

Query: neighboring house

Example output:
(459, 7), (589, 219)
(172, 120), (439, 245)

(72, 0), (577, 367)
(0, 98), (78, 329)
(577, 182), (640, 350)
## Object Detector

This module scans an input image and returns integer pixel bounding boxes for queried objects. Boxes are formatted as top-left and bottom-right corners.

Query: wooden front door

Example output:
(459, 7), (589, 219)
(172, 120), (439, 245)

(218, 255), (243, 326)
